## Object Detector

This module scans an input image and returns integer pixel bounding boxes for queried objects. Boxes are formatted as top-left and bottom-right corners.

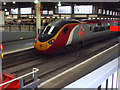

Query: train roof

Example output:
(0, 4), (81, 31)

(83, 19), (119, 23)
(49, 19), (81, 28)
(48, 19), (119, 28)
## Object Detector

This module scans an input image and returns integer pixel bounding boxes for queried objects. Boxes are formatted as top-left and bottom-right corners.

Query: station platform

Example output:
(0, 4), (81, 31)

(2, 38), (34, 55)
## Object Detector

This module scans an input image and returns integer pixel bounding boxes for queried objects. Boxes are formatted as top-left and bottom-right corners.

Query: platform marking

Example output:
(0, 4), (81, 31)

(3, 46), (34, 55)
(38, 43), (119, 88)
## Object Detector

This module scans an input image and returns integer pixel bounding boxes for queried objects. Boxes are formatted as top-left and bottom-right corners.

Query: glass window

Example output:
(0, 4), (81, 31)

(51, 27), (59, 34)
(41, 26), (59, 35)
(41, 26), (51, 34)
(48, 26), (55, 35)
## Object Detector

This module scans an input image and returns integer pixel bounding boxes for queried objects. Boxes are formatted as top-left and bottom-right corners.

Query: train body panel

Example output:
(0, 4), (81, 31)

(43, 23), (79, 53)
(66, 22), (113, 45)
(34, 19), (119, 54)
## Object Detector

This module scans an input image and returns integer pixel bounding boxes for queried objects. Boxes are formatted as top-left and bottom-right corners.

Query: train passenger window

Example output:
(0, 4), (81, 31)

(118, 23), (120, 26)
(63, 26), (68, 33)
(93, 27), (98, 32)
(99, 27), (105, 31)
(98, 22), (101, 26)
(89, 26), (92, 31)
(107, 26), (110, 30)
(89, 25), (92, 31)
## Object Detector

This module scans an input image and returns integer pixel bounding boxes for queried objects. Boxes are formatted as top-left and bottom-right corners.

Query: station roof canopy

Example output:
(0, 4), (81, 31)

(1, 0), (120, 2)
(1, 0), (120, 12)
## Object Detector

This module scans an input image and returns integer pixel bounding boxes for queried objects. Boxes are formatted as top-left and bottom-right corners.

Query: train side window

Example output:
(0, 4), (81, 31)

(89, 25), (92, 31)
(102, 27), (105, 31)
(63, 26), (68, 33)
(89, 26), (92, 31)
(107, 26), (110, 30)
(99, 27), (105, 31)
(93, 27), (98, 32)
(98, 22), (101, 26)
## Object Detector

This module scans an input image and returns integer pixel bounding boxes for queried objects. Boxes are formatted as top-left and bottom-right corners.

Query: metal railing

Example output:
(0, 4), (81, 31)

(63, 56), (119, 89)
(0, 68), (40, 89)
(0, 25), (36, 32)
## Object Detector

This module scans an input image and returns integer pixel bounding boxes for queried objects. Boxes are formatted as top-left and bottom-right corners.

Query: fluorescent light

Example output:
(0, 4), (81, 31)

(13, 16), (18, 18)
(58, 1), (61, 7)
(3, 2), (6, 5)
(41, 17), (44, 18)
(6, 12), (9, 15)
(47, 17), (50, 18)
(7, 16), (11, 19)
(57, 17), (60, 18)
(92, 17), (95, 19)
(55, 6), (57, 8)
(5, 9), (7, 11)
(88, 18), (91, 20)
(13, 1), (16, 4)
(34, 0), (38, 4)
(66, 17), (70, 19)
(52, 17), (55, 18)
(97, 18), (100, 19)
(29, 17), (33, 18)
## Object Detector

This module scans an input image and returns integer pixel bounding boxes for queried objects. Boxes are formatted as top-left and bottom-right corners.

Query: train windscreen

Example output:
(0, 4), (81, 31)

(38, 22), (60, 42)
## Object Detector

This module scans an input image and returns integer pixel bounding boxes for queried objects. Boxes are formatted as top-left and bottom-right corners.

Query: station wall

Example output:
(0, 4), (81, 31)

(2, 32), (37, 42)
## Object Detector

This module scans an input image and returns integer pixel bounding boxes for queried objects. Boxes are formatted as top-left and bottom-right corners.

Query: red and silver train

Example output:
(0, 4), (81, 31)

(34, 19), (119, 54)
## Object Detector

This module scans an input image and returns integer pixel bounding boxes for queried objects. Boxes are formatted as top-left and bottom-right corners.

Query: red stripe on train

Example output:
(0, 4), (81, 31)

(110, 26), (120, 32)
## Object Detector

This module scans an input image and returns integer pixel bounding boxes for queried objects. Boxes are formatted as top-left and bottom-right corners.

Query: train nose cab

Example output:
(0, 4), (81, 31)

(34, 19), (81, 53)
(34, 23), (59, 52)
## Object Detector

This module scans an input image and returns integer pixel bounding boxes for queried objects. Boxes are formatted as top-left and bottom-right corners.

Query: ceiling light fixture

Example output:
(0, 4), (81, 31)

(55, 6), (57, 8)
(3, 2), (6, 5)
(88, 18), (91, 20)
(13, 1), (16, 4)
(34, 0), (38, 4)
(58, 1), (61, 7)
(52, 17), (55, 18)
(97, 18), (100, 20)
(5, 9), (7, 11)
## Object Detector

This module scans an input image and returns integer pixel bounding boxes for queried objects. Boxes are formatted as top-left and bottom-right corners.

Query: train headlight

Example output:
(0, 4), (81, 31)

(47, 39), (55, 45)
(34, 38), (37, 43)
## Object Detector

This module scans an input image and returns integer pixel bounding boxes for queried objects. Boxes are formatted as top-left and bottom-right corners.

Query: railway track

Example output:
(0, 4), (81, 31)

(2, 36), (120, 85)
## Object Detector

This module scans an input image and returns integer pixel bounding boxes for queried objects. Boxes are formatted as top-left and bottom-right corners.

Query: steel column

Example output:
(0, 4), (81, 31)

(36, 1), (41, 35)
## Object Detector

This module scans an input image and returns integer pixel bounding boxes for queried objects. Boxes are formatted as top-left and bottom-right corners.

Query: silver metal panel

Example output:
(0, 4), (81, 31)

(70, 21), (117, 45)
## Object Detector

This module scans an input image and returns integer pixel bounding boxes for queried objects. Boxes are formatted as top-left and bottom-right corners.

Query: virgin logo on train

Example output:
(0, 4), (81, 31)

(78, 26), (85, 40)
